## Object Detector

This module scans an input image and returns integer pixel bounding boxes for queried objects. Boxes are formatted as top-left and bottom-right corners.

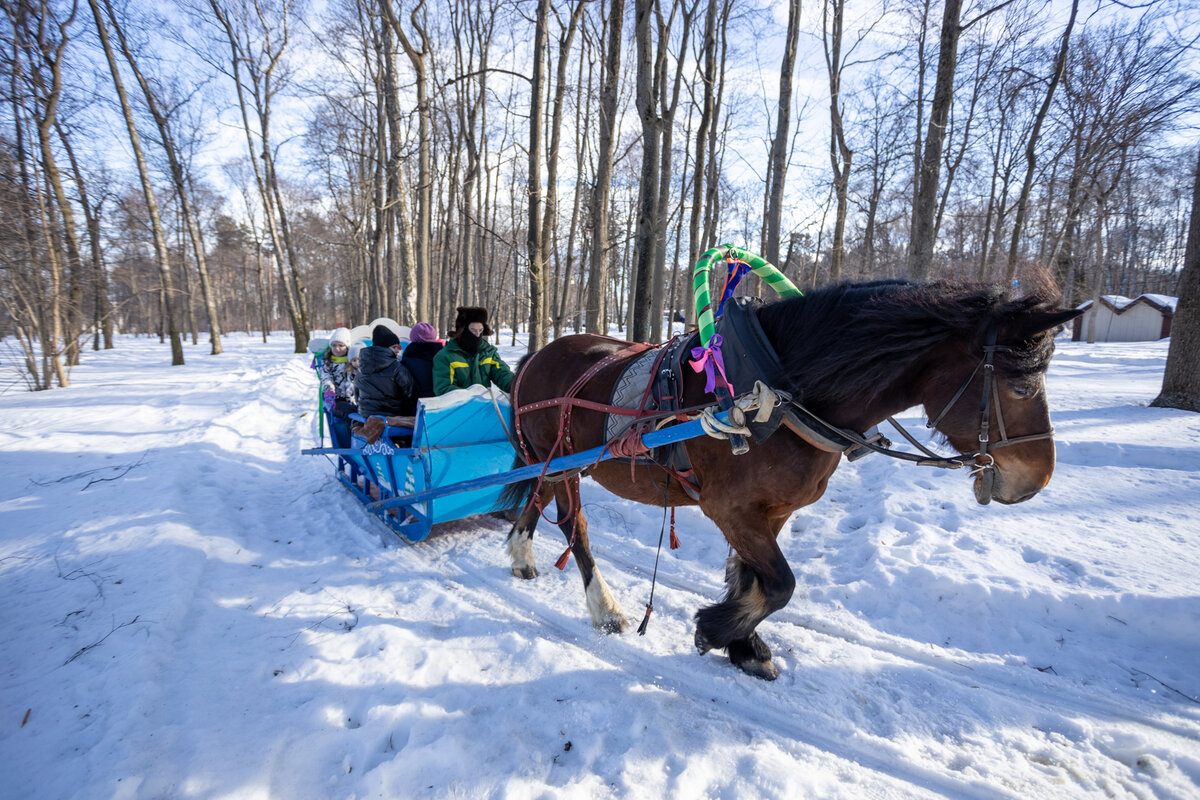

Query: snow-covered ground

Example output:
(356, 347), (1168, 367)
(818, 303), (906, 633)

(1, 331), (1197, 799)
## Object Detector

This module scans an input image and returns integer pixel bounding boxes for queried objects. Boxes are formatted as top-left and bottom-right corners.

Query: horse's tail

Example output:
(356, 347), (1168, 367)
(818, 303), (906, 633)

(498, 457), (536, 511)
(498, 351), (538, 511)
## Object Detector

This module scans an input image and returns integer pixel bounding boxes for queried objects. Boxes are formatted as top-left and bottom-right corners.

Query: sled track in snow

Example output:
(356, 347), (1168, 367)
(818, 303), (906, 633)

(596, 547), (1200, 743)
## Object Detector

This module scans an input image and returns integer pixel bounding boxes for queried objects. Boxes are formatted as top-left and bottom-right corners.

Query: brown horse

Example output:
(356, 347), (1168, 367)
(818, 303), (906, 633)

(500, 279), (1081, 679)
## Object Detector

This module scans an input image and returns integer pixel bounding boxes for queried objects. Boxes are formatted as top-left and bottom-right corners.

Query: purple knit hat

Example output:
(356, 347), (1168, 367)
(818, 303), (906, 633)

(409, 322), (438, 342)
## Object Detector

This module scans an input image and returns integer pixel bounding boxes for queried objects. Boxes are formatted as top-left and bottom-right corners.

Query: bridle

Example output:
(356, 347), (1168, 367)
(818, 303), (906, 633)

(912, 326), (1055, 501)
(779, 325), (1055, 504)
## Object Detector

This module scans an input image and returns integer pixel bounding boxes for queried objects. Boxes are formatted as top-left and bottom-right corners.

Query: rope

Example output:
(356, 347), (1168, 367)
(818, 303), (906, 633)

(697, 381), (781, 441)
(636, 467), (676, 637)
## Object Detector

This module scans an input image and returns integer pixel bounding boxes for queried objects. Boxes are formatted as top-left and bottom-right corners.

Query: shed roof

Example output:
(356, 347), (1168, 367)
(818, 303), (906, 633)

(1075, 294), (1177, 316)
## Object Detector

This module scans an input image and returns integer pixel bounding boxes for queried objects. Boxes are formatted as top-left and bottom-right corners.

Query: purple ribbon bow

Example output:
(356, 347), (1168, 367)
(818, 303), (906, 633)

(690, 334), (733, 395)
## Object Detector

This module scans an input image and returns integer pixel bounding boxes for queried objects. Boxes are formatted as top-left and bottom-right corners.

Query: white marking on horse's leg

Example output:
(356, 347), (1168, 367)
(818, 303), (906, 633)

(585, 568), (627, 634)
(726, 556), (770, 633)
(505, 527), (537, 580)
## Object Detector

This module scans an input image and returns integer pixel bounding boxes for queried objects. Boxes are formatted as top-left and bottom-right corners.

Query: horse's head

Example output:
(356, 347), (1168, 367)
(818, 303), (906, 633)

(922, 304), (1082, 506)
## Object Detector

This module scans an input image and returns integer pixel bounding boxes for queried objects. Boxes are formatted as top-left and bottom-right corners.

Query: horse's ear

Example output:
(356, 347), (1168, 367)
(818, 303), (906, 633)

(1004, 308), (1084, 342)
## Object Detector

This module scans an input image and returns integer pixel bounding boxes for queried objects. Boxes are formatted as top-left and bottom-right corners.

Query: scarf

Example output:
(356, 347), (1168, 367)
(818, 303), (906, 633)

(458, 330), (482, 355)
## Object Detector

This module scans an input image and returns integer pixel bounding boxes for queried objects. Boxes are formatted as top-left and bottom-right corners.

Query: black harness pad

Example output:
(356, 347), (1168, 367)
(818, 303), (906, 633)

(713, 298), (790, 443)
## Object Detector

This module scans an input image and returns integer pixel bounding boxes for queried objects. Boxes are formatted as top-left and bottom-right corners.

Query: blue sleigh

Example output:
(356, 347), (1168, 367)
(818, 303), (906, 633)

(307, 386), (517, 543)
(305, 375), (740, 544)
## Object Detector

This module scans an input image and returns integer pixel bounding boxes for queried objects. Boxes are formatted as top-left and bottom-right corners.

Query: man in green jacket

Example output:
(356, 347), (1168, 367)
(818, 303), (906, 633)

(432, 306), (515, 395)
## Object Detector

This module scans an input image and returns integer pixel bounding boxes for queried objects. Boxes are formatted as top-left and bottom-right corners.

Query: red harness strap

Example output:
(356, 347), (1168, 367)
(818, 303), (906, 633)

(512, 339), (705, 567)
(511, 341), (657, 568)
(511, 341), (655, 468)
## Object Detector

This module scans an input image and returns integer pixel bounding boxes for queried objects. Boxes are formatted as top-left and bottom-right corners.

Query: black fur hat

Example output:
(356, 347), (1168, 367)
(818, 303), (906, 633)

(452, 306), (492, 338)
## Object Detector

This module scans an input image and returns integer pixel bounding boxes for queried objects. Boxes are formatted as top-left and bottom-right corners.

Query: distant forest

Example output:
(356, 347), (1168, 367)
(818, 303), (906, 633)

(2, 0), (1198, 388)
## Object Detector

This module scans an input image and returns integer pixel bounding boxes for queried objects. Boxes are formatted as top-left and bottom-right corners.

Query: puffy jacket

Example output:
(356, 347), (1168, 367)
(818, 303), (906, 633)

(400, 341), (444, 410)
(432, 338), (514, 395)
(317, 354), (355, 401)
(356, 345), (416, 417)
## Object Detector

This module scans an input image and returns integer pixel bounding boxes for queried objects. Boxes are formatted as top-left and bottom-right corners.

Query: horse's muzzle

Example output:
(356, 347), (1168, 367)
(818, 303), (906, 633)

(973, 460), (1046, 506)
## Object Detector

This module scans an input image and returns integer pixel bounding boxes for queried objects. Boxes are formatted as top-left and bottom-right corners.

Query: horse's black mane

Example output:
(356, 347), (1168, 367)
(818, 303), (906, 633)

(754, 278), (1063, 405)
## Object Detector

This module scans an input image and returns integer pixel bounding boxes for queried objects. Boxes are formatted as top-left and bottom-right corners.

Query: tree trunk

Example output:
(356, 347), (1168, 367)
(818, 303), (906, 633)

(650, 1), (695, 342)
(1151, 147), (1200, 410)
(907, 0), (962, 280)
(586, 0), (625, 335)
(22, 2), (85, 368)
(385, 0), (433, 324)
(209, 0), (306, 351)
(105, 0), (224, 354)
(56, 122), (113, 351)
(631, 0), (662, 343)
(684, 0), (721, 328)
(824, 0), (852, 282)
(526, 0), (550, 350)
(90, 0), (183, 365)
(765, 0), (802, 268)
(541, 2), (586, 342)
(905, 0), (932, 278)
(1005, 0), (1078, 281)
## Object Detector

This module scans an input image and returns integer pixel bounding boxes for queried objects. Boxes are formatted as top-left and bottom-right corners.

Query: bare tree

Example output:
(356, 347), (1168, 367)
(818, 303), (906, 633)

(649, 0), (696, 341)
(540, 1), (587, 343)
(56, 122), (113, 350)
(1, 6), (69, 388)
(631, 0), (662, 343)
(104, 0), (224, 354)
(1004, 0), (1077, 281)
(12, 0), (88, 367)
(88, 0), (184, 364)
(906, 0), (963, 279)
(684, 0), (720, 324)
(208, 0), (309, 351)
(382, 0), (433, 324)
(765, 0), (802, 269)
(586, 0), (625, 335)
(524, 0), (550, 349)
(823, 0), (852, 281)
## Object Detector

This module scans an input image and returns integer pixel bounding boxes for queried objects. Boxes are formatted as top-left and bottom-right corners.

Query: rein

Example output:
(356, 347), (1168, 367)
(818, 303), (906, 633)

(779, 325), (1055, 503)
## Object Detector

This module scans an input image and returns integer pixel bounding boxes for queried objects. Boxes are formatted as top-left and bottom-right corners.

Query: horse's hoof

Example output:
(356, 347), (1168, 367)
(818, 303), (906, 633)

(694, 628), (713, 656)
(511, 566), (538, 580)
(736, 658), (779, 681)
(598, 615), (628, 634)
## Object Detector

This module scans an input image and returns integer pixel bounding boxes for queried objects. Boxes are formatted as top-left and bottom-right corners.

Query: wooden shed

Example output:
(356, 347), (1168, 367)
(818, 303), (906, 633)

(1072, 294), (1176, 342)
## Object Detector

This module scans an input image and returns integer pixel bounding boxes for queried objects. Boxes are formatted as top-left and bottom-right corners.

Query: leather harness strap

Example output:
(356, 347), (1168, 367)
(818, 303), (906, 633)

(512, 340), (654, 471)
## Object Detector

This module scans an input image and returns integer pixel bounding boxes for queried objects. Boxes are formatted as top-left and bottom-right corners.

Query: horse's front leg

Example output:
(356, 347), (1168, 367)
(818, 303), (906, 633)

(694, 532), (795, 680)
(554, 479), (628, 633)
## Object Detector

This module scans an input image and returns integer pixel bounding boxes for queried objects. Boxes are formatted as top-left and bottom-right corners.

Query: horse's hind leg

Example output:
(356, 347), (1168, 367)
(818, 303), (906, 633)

(505, 483), (547, 580)
(695, 540), (795, 680)
(554, 479), (628, 634)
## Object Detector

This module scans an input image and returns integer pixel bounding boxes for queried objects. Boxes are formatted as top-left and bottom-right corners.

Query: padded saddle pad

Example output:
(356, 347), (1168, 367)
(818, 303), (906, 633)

(603, 346), (662, 444)
(601, 334), (699, 471)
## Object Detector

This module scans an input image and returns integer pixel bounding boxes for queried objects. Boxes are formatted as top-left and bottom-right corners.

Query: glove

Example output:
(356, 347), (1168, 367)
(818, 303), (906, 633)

(323, 389), (335, 405)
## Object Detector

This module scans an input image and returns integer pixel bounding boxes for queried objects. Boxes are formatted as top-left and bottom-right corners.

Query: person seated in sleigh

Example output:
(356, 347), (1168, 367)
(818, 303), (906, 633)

(354, 324), (417, 444)
(432, 306), (514, 396)
(316, 326), (358, 447)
